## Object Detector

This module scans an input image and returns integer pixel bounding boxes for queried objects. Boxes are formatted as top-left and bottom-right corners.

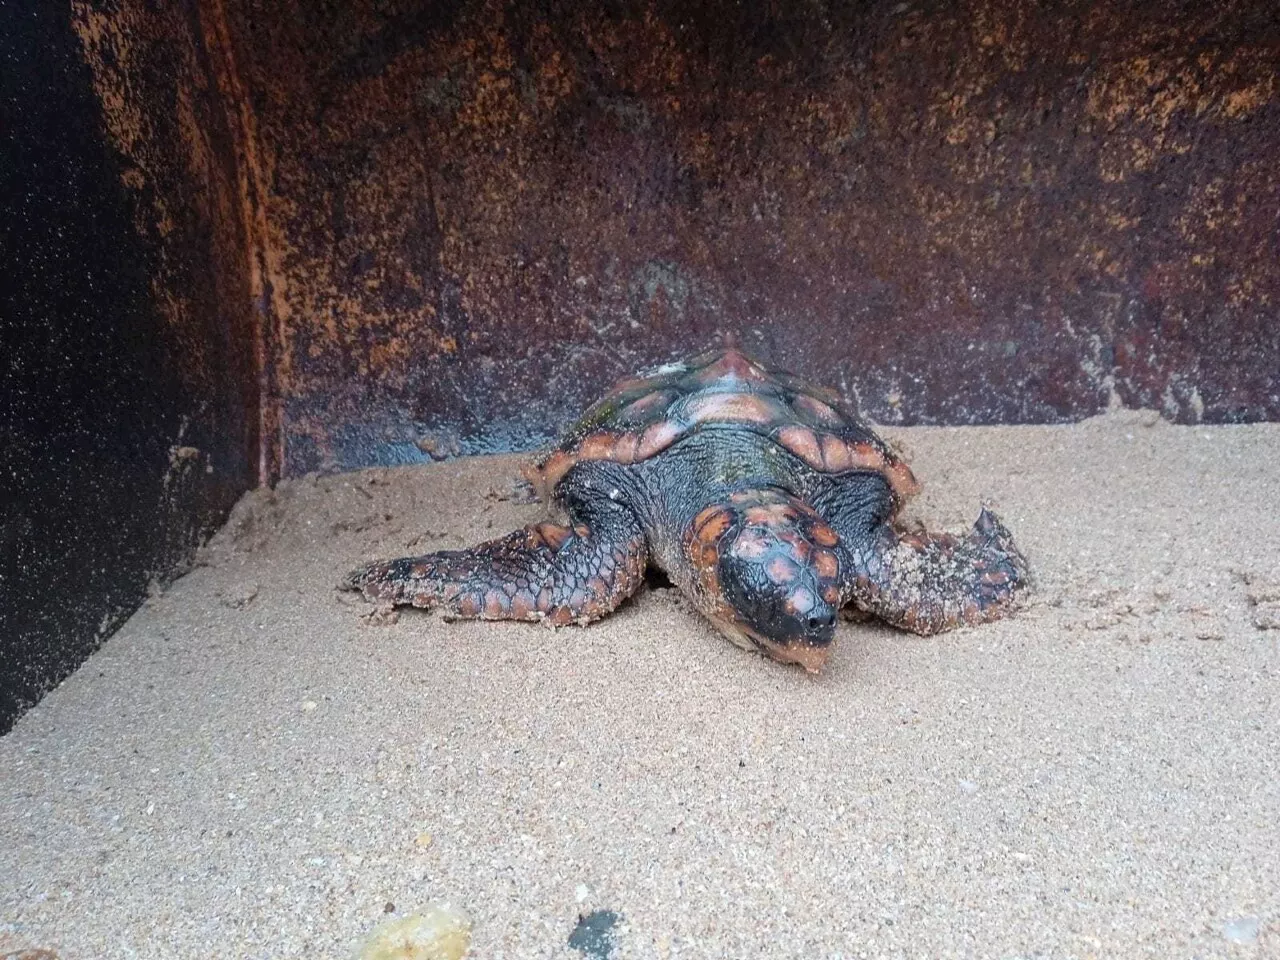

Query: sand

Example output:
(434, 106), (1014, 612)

(2, 411), (1278, 959)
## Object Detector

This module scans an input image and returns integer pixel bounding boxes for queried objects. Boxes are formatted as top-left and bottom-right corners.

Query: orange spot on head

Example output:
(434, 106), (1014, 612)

(765, 555), (799, 585)
(810, 522), (839, 548)
(813, 548), (839, 579)
(786, 586), (816, 616)
(822, 585), (842, 605)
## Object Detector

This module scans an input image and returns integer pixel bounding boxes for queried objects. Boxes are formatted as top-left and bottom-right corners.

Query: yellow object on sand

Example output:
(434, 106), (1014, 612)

(355, 904), (472, 960)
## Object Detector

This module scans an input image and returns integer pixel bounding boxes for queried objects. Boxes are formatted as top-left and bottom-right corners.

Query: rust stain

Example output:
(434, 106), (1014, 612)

(75, 0), (1280, 476)
(197, 0), (288, 484)
(69, 0), (262, 483)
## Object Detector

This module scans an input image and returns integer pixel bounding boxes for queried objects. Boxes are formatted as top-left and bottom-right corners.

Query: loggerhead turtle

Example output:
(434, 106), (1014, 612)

(344, 347), (1028, 672)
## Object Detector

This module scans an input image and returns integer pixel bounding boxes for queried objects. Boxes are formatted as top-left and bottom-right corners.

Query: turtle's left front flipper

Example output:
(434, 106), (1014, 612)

(343, 496), (648, 627)
(845, 508), (1030, 635)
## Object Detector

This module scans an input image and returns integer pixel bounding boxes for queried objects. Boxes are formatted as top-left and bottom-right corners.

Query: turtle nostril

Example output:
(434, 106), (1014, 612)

(806, 610), (836, 632)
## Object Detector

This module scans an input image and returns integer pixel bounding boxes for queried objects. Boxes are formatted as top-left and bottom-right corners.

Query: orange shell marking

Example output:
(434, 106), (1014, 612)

(635, 419), (685, 459)
(774, 425), (920, 502)
(612, 432), (640, 463)
(682, 391), (785, 425)
(525, 418), (687, 497)
(821, 433), (854, 472)
(693, 505), (734, 545)
(793, 393), (845, 426)
(697, 348), (770, 383)
(578, 433), (618, 460)
(618, 389), (674, 421)
(776, 426), (823, 468)
(886, 461), (921, 500)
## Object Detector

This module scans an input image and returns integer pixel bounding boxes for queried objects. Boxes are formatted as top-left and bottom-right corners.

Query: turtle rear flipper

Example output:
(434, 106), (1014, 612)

(344, 501), (648, 627)
(848, 508), (1029, 635)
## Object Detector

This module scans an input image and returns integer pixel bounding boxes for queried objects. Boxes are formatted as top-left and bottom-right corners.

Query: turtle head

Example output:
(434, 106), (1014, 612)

(687, 490), (844, 673)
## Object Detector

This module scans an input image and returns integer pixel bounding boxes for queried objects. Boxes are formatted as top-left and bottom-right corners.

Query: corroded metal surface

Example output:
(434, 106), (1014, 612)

(216, 0), (1280, 475)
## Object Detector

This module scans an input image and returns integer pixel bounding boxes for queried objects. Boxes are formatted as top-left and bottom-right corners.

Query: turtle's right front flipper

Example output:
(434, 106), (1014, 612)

(343, 499), (648, 627)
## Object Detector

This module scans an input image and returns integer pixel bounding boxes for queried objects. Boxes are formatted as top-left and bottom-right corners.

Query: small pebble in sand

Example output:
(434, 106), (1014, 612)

(1222, 915), (1260, 945)
(355, 903), (471, 960)
(415, 831), (434, 849)
(568, 910), (622, 959)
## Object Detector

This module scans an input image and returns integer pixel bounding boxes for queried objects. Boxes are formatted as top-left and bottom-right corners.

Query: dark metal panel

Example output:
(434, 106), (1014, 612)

(220, 0), (1280, 475)
(0, 0), (257, 731)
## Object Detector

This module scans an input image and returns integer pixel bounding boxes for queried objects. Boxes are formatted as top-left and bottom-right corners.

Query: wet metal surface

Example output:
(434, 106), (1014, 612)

(213, 0), (1279, 474)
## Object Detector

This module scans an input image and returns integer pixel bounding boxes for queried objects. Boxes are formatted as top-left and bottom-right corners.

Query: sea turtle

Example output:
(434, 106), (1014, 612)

(344, 347), (1028, 672)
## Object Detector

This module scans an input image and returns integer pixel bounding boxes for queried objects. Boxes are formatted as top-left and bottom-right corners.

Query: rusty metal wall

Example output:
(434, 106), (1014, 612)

(218, 0), (1280, 476)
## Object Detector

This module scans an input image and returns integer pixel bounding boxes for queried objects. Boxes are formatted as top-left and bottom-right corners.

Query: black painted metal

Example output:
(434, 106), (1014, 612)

(0, 2), (250, 733)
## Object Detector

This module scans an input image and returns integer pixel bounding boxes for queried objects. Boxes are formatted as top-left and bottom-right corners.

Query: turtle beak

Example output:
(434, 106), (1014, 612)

(770, 640), (832, 674)
(710, 619), (833, 673)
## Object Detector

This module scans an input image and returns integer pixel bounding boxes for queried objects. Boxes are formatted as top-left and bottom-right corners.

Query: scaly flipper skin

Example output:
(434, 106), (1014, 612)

(844, 508), (1029, 635)
(343, 495), (648, 627)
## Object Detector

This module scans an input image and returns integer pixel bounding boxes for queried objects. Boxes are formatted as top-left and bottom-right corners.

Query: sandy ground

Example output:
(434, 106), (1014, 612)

(2, 412), (1279, 959)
